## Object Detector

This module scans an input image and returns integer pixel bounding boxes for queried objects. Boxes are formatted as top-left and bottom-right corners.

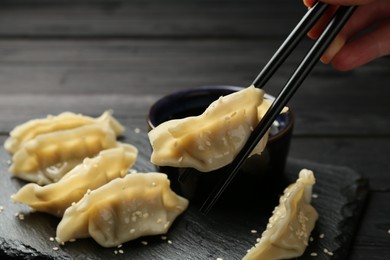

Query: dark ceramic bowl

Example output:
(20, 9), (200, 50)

(147, 86), (294, 206)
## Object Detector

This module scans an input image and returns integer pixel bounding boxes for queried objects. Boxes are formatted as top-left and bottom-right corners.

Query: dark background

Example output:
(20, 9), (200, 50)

(0, 0), (389, 259)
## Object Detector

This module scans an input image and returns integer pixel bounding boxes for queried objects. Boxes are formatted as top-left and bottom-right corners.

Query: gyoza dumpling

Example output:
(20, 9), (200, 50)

(56, 172), (189, 248)
(11, 144), (138, 217)
(4, 110), (124, 154)
(243, 169), (318, 260)
(10, 124), (118, 185)
(149, 86), (279, 172)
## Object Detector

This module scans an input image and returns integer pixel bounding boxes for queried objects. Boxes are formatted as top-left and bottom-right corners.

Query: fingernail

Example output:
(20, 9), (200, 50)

(321, 35), (346, 64)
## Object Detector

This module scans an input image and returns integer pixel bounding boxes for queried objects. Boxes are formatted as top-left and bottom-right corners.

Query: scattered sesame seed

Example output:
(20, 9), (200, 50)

(49, 237), (55, 241)
(319, 233), (325, 239)
(323, 248), (329, 253)
(134, 128), (141, 134)
(161, 236), (167, 240)
(114, 250), (118, 254)
(151, 182), (157, 187)
(118, 249), (124, 254)
(53, 247), (59, 251)
(310, 252), (318, 256)
(69, 238), (76, 242)
(309, 236), (314, 242)
(250, 229), (257, 234)
(17, 213), (25, 220)
(156, 218), (162, 224)
(117, 244), (122, 248)
(141, 241), (148, 246)
(312, 193), (318, 199)
(71, 202), (76, 206)
(256, 238), (261, 243)
(178, 156), (183, 162)
(217, 258), (223, 260)
(129, 228), (136, 234)
(387, 229), (390, 234)
(167, 240), (173, 244)
(129, 169), (138, 174)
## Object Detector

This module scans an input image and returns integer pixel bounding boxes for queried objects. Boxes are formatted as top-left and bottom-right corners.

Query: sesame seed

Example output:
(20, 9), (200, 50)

(114, 250), (118, 254)
(178, 156), (183, 162)
(0, 206), (4, 213)
(156, 218), (162, 224)
(387, 229), (390, 234)
(250, 229), (257, 234)
(129, 228), (136, 234)
(118, 249), (124, 254)
(161, 236), (167, 240)
(167, 240), (172, 244)
(53, 247), (59, 251)
(309, 236), (314, 242)
(319, 233), (325, 239)
(117, 244), (122, 248)
(18, 213), (25, 220)
(141, 241), (148, 246)
(151, 182), (157, 187)
(69, 238), (76, 242)
(323, 248), (329, 253)
(129, 169), (138, 174)
(134, 128), (141, 134)
(49, 237), (55, 241)
(312, 193), (318, 199)
(310, 252), (318, 256)
(217, 258), (223, 260)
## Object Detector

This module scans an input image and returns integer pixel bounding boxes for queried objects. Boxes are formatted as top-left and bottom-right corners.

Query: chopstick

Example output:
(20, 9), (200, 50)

(199, 3), (357, 214)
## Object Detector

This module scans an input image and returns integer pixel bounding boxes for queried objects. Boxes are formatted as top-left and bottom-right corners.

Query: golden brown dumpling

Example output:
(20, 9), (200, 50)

(56, 173), (189, 248)
(4, 110), (123, 154)
(9, 124), (118, 184)
(243, 169), (318, 260)
(11, 144), (138, 217)
(148, 86), (277, 172)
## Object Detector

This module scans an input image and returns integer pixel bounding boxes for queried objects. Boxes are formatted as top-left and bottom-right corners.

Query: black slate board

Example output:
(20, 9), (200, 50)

(0, 131), (368, 260)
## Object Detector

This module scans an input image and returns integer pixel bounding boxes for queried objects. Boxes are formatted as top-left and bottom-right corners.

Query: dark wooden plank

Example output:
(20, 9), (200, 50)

(0, 40), (388, 136)
(0, 0), (305, 38)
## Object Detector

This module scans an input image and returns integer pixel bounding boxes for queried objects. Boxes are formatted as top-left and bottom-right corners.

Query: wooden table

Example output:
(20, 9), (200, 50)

(0, 0), (389, 259)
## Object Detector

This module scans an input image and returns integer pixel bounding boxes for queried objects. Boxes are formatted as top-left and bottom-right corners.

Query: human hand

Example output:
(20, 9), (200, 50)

(303, 0), (390, 71)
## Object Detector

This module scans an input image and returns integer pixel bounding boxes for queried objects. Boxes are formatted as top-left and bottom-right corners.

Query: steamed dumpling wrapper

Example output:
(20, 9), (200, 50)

(9, 123), (118, 185)
(56, 172), (189, 248)
(243, 169), (318, 260)
(4, 110), (124, 155)
(11, 144), (138, 217)
(149, 86), (285, 172)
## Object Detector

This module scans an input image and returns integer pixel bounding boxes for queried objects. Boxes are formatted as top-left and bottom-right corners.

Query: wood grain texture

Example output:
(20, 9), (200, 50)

(0, 0), (389, 259)
(0, 0), (305, 38)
